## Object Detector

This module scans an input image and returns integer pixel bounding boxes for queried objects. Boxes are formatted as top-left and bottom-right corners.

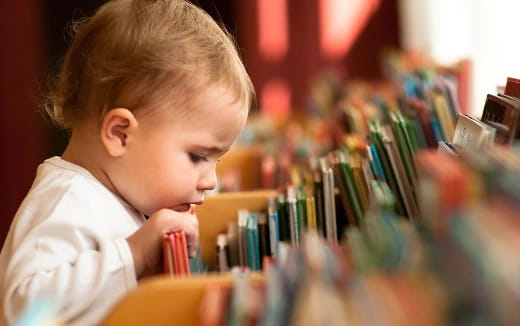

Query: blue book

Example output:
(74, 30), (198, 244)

(369, 144), (386, 182)
(430, 118), (446, 143)
(268, 197), (280, 259)
(246, 213), (260, 270)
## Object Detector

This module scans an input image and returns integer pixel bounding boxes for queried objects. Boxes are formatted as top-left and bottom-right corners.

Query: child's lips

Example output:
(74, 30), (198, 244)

(171, 202), (203, 212)
(171, 204), (191, 212)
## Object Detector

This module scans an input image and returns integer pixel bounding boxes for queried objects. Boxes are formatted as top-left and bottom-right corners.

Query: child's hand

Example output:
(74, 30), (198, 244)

(126, 208), (199, 278)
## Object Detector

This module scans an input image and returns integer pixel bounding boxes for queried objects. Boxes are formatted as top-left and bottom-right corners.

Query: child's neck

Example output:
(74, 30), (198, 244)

(62, 121), (118, 195)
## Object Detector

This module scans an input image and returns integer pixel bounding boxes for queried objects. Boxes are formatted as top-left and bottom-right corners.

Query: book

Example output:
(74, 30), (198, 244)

(277, 193), (290, 242)
(390, 110), (417, 187)
(416, 151), (470, 233)
(320, 157), (338, 242)
(198, 282), (230, 326)
(505, 76), (520, 98)
(338, 151), (364, 225)
(430, 117), (446, 143)
(437, 140), (459, 157)
(216, 233), (229, 273)
(286, 185), (300, 247)
(432, 91), (456, 142)
(381, 125), (419, 220)
(368, 144), (386, 182)
(305, 196), (317, 231)
(296, 187), (307, 234)
(452, 113), (496, 149)
(360, 156), (375, 200)
(369, 120), (407, 217)
(238, 209), (249, 267)
(268, 197), (280, 259)
(331, 151), (357, 226)
(312, 167), (326, 238)
(480, 94), (520, 145)
(351, 154), (369, 212)
(227, 222), (239, 267)
(407, 98), (436, 147)
(162, 231), (190, 276)
(437, 74), (461, 121)
(246, 213), (261, 270)
(257, 212), (271, 259)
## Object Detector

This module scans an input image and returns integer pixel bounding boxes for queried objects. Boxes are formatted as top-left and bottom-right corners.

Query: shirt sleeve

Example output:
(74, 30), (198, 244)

(3, 222), (137, 324)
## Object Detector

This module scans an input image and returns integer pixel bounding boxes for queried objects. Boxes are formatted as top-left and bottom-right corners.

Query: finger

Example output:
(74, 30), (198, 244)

(185, 216), (199, 258)
(187, 242), (198, 258)
(163, 213), (198, 256)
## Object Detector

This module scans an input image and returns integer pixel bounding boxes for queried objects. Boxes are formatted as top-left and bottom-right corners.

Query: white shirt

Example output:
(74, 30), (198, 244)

(0, 157), (145, 326)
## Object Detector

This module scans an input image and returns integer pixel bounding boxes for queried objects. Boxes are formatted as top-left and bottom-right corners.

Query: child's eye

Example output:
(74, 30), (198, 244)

(189, 153), (208, 163)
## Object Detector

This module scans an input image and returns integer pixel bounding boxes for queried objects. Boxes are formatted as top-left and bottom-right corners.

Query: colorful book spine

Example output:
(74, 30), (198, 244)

(246, 213), (261, 270)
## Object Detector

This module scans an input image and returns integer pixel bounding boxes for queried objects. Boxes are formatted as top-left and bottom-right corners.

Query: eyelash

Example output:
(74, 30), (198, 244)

(189, 153), (208, 163)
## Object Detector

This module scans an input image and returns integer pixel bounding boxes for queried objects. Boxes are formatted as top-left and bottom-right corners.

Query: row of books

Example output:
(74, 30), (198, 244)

(200, 144), (520, 325)
(200, 229), (443, 325)
(215, 149), (413, 273)
(416, 146), (520, 324)
(439, 76), (520, 156)
(250, 51), (466, 189)
(195, 49), (520, 319)
(214, 58), (475, 272)
(216, 208), (273, 272)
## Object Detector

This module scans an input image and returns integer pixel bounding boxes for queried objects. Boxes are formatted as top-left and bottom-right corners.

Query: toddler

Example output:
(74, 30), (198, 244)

(0, 0), (253, 325)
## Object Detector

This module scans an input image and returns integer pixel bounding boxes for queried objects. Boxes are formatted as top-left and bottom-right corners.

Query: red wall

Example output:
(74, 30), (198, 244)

(0, 1), (47, 246)
(236, 0), (400, 111)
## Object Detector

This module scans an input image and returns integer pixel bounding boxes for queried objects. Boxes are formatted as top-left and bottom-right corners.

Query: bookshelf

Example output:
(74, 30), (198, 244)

(102, 274), (264, 326)
(196, 190), (277, 266)
(102, 190), (274, 325)
(103, 55), (511, 325)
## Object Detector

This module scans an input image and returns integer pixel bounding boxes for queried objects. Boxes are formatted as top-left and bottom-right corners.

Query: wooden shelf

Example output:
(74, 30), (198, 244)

(102, 190), (275, 325)
(102, 273), (264, 326)
(196, 190), (277, 267)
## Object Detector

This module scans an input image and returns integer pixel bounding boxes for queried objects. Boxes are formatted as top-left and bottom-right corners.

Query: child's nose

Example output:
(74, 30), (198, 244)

(197, 168), (217, 191)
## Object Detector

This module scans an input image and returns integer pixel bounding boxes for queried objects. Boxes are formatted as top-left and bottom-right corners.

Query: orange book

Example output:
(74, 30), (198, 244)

(162, 231), (190, 276)
(198, 283), (230, 326)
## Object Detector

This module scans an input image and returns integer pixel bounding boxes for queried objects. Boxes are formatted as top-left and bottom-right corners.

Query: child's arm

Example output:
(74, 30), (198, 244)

(126, 208), (199, 278)
(2, 222), (139, 324)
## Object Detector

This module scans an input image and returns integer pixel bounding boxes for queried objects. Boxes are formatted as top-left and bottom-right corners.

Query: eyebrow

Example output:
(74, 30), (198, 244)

(193, 146), (230, 155)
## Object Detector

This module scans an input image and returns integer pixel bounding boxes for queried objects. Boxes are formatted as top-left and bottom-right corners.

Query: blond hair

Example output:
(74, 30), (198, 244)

(46, 0), (254, 129)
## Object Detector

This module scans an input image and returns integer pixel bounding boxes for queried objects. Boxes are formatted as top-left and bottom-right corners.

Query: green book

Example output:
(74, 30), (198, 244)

(338, 150), (364, 224)
(390, 111), (416, 187)
(369, 120), (406, 217)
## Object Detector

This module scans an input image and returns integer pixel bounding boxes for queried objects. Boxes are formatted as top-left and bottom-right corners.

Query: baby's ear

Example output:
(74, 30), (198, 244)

(100, 108), (138, 157)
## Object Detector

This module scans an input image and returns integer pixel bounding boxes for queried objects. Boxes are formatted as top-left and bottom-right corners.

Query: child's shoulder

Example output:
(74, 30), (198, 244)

(18, 156), (123, 224)
(33, 156), (104, 195)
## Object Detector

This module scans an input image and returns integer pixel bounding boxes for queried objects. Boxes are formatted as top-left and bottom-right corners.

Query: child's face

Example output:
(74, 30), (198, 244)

(113, 86), (249, 216)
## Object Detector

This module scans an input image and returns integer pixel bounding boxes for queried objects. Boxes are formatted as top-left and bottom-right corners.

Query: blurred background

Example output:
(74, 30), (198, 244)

(1, 0), (520, 246)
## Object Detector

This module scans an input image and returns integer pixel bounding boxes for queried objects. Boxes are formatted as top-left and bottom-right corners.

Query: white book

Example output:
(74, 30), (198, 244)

(438, 140), (459, 157)
(452, 113), (496, 149)
(320, 157), (337, 243)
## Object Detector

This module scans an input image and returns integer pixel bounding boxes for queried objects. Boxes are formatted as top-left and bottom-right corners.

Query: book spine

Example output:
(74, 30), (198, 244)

(287, 185), (300, 248)
(238, 209), (249, 267)
(268, 197), (280, 259)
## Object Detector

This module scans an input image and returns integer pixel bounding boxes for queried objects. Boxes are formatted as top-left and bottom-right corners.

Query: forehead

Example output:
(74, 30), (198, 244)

(164, 84), (245, 119)
(139, 85), (248, 140)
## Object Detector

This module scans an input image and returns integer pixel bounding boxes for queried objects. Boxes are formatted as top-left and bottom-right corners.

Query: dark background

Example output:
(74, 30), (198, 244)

(0, 0), (399, 246)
